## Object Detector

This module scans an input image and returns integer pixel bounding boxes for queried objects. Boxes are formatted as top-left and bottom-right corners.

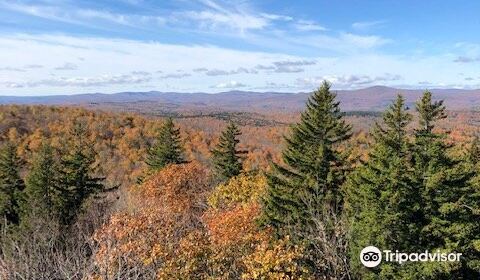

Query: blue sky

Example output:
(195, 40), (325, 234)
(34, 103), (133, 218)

(1, 0), (480, 95)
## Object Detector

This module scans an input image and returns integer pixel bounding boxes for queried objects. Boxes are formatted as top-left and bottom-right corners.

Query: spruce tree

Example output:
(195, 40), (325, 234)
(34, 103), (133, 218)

(347, 92), (479, 279)
(146, 118), (185, 171)
(412, 91), (460, 248)
(438, 137), (480, 278)
(412, 92), (479, 278)
(261, 81), (352, 235)
(58, 122), (104, 225)
(345, 95), (419, 278)
(24, 142), (62, 218)
(211, 121), (245, 180)
(0, 141), (25, 225)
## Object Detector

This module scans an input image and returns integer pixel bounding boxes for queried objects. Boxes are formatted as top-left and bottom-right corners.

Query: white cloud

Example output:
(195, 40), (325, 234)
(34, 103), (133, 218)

(1, 0), (391, 56)
(180, 10), (269, 33)
(297, 73), (402, 89)
(339, 33), (391, 49)
(4, 72), (152, 88)
(0, 34), (478, 95)
(160, 73), (192, 79)
(212, 80), (247, 89)
(205, 67), (258, 76)
(260, 13), (293, 21)
(351, 20), (385, 31)
(0, 1), (166, 29)
(294, 20), (327, 32)
(273, 60), (316, 67)
(174, 0), (281, 34)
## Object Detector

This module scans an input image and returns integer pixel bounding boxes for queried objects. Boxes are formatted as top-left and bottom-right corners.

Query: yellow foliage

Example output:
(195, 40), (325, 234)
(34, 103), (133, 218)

(208, 173), (267, 210)
(242, 237), (313, 280)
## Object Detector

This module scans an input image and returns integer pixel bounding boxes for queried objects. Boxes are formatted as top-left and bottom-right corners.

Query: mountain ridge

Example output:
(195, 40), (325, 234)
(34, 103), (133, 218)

(1, 86), (479, 112)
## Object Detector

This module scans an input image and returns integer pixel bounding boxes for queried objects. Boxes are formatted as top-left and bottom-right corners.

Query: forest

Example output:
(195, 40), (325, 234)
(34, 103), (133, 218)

(0, 81), (479, 279)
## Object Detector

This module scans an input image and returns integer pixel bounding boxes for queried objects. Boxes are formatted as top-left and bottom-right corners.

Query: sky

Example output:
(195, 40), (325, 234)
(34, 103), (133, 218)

(1, 0), (480, 96)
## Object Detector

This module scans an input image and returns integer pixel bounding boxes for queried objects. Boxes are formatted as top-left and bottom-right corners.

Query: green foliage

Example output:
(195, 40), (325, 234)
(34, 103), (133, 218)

(23, 142), (62, 220)
(211, 121), (245, 181)
(0, 141), (25, 225)
(457, 137), (480, 274)
(145, 118), (185, 171)
(347, 92), (480, 279)
(410, 91), (478, 278)
(58, 122), (104, 225)
(346, 95), (420, 278)
(261, 81), (352, 236)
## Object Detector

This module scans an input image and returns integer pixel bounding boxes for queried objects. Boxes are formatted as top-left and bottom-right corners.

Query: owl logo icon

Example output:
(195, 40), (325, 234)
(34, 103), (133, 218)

(360, 246), (382, 267)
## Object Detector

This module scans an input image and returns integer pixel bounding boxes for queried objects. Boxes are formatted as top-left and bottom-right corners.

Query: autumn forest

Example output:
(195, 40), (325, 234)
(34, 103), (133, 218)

(0, 82), (479, 279)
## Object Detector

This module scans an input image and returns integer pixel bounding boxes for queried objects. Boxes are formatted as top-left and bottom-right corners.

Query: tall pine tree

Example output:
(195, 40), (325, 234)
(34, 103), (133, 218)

(456, 136), (480, 276)
(412, 92), (478, 278)
(345, 95), (419, 278)
(0, 141), (25, 225)
(261, 81), (352, 235)
(23, 142), (62, 219)
(146, 118), (186, 171)
(211, 121), (245, 181)
(58, 122), (104, 225)
(413, 91), (450, 248)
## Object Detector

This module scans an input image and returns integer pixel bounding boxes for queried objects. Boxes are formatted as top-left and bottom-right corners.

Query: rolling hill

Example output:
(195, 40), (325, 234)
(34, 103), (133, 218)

(1, 86), (479, 112)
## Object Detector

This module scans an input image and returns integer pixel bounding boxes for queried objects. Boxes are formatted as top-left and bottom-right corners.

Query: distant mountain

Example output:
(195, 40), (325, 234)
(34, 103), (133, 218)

(1, 86), (480, 112)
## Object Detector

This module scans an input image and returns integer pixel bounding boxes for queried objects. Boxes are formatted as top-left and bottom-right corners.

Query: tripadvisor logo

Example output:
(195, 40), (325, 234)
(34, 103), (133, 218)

(360, 246), (382, 267)
(360, 246), (462, 268)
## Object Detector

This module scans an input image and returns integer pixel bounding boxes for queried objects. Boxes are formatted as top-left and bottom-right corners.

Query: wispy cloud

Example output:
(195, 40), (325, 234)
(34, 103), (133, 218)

(160, 73), (192, 79)
(173, 0), (299, 36)
(211, 80), (247, 89)
(294, 20), (327, 32)
(181, 10), (269, 33)
(1, 0), (392, 57)
(260, 13), (293, 21)
(2, 33), (450, 94)
(1, 1), (166, 29)
(297, 73), (402, 89)
(352, 20), (386, 31)
(4, 72), (153, 88)
(205, 67), (257, 76)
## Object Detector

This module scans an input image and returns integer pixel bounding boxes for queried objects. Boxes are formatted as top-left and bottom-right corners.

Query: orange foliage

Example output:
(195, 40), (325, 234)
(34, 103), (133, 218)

(205, 203), (265, 247)
(93, 162), (211, 277)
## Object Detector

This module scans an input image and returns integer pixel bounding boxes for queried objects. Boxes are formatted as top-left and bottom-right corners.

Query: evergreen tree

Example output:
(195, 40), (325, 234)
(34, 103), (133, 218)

(146, 118), (185, 171)
(0, 141), (25, 225)
(347, 92), (479, 279)
(346, 95), (419, 278)
(261, 81), (352, 235)
(437, 137), (480, 278)
(23, 142), (62, 219)
(411, 91), (465, 249)
(211, 121), (245, 180)
(413, 91), (449, 244)
(413, 91), (480, 279)
(58, 122), (104, 225)
(411, 92), (479, 278)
